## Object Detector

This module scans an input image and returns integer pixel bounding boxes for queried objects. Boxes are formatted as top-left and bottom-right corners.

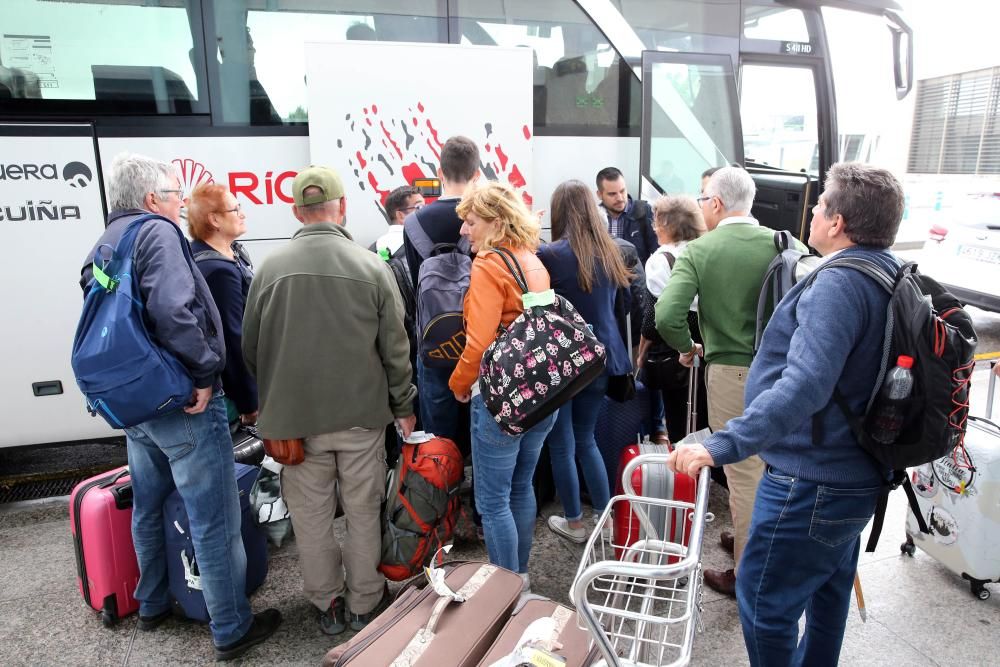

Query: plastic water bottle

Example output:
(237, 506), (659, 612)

(869, 355), (915, 444)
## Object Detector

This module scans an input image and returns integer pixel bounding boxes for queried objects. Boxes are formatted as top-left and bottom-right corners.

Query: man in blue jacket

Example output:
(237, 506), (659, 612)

(79, 153), (280, 661)
(667, 163), (904, 666)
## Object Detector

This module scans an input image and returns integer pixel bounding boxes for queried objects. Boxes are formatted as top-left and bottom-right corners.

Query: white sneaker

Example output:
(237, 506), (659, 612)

(594, 512), (612, 541)
(519, 572), (531, 594)
(547, 515), (587, 544)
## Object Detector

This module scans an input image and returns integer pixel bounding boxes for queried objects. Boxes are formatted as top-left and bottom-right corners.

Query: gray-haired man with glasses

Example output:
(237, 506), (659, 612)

(79, 152), (281, 660)
(654, 165), (805, 597)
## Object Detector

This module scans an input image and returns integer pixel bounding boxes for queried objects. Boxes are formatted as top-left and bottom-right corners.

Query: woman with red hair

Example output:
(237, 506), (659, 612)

(188, 183), (257, 428)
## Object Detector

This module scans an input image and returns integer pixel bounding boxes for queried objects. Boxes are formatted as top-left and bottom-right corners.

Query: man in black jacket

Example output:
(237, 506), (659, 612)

(402, 136), (479, 447)
(596, 166), (659, 266)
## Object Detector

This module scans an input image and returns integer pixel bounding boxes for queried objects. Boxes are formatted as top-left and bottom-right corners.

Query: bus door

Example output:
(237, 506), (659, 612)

(639, 51), (743, 200)
(737, 4), (833, 241)
(0, 123), (115, 447)
(738, 57), (824, 241)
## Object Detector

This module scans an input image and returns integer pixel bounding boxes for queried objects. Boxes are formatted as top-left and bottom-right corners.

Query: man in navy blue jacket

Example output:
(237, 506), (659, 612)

(668, 163), (904, 666)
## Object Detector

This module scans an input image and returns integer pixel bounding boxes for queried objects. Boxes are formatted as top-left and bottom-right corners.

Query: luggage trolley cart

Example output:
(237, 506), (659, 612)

(571, 458), (712, 667)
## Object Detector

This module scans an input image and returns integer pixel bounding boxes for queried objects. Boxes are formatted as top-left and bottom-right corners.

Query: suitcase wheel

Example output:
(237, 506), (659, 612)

(900, 538), (916, 557)
(100, 594), (119, 628)
(973, 584), (991, 601)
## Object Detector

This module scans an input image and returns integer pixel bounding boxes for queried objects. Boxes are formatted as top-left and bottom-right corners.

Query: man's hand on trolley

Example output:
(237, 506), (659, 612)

(668, 443), (715, 479)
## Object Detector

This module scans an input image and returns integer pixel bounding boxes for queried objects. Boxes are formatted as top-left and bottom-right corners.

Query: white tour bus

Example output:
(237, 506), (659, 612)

(0, 0), (911, 449)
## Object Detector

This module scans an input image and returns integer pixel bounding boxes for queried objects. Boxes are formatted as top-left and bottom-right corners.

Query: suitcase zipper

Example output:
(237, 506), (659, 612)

(72, 468), (130, 608)
(335, 586), (435, 666)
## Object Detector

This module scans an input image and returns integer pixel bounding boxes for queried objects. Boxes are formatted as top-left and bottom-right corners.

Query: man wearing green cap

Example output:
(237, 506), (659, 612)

(243, 165), (417, 635)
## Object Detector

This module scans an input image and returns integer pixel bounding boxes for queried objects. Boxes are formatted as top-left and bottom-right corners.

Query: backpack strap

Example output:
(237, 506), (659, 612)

(92, 214), (193, 292)
(865, 471), (927, 552)
(490, 248), (529, 294)
(193, 248), (228, 263)
(663, 251), (676, 270)
(403, 209), (435, 260)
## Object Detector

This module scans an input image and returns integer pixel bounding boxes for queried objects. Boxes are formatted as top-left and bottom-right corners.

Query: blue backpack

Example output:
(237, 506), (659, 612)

(72, 214), (194, 428)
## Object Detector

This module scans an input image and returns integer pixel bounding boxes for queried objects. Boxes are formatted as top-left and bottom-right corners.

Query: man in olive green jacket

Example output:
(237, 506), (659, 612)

(243, 166), (416, 636)
(655, 166), (803, 597)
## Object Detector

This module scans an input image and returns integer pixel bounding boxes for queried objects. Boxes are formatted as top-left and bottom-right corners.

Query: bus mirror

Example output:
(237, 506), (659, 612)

(886, 10), (913, 100)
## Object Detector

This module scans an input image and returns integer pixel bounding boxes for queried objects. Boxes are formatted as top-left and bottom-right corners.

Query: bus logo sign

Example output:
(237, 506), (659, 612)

(782, 41), (813, 55)
(172, 158), (215, 195)
(62, 162), (92, 188)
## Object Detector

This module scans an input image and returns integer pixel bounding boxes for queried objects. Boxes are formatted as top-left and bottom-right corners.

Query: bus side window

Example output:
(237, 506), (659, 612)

(455, 0), (640, 135)
(212, 2), (447, 126)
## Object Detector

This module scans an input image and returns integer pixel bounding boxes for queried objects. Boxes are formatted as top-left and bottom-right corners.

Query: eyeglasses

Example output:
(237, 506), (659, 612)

(158, 189), (184, 199)
(696, 195), (713, 204)
(221, 204), (243, 215)
(400, 204), (424, 213)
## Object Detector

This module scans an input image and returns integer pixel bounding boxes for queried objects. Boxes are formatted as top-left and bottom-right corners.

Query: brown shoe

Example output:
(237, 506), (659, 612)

(720, 531), (735, 555)
(704, 568), (736, 597)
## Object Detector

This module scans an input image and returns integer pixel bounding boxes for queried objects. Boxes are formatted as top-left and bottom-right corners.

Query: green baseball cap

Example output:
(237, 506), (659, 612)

(292, 165), (345, 206)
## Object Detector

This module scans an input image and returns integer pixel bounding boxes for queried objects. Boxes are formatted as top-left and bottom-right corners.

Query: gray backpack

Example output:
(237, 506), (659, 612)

(404, 213), (472, 369)
(754, 230), (821, 355)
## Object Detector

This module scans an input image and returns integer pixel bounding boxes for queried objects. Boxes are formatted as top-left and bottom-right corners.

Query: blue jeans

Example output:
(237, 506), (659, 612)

(547, 373), (610, 520)
(125, 393), (252, 647)
(470, 394), (557, 573)
(418, 358), (463, 442)
(737, 466), (881, 667)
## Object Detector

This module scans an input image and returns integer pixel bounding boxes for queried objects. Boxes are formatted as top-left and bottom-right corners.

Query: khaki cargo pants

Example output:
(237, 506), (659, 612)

(706, 364), (764, 575)
(281, 427), (386, 615)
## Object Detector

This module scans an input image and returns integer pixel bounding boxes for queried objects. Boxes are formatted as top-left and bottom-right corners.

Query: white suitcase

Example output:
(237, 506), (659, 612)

(903, 414), (1000, 599)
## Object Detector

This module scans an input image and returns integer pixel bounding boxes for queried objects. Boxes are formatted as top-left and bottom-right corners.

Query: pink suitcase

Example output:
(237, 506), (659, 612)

(69, 466), (140, 626)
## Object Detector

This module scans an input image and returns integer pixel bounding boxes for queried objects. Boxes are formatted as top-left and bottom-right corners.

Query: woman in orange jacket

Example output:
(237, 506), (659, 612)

(449, 181), (557, 592)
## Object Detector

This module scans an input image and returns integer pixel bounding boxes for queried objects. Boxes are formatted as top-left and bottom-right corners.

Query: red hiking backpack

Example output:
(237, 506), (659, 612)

(378, 432), (464, 581)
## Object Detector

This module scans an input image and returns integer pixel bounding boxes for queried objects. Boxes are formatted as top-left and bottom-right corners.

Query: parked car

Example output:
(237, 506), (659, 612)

(918, 192), (1000, 312)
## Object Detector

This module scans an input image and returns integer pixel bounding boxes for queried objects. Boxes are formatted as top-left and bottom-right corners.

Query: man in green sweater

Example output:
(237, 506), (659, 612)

(655, 166), (798, 596)
(243, 166), (417, 635)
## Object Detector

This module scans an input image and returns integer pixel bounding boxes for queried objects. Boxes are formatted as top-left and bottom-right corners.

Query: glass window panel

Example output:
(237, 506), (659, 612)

(621, 0), (741, 42)
(646, 59), (739, 195)
(743, 6), (809, 42)
(455, 0), (639, 133)
(0, 0), (204, 113)
(740, 64), (818, 174)
(216, 1), (446, 125)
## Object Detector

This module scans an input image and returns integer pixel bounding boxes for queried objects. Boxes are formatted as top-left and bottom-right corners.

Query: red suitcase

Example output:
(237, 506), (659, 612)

(69, 466), (140, 626)
(613, 363), (704, 561)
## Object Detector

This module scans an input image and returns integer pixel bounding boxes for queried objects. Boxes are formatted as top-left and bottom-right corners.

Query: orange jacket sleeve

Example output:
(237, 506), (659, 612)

(449, 258), (506, 395)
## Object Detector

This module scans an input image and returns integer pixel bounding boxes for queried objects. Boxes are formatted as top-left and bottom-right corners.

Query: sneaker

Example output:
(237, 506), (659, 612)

(348, 586), (391, 632)
(213, 609), (283, 662)
(593, 513), (612, 542)
(547, 515), (587, 544)
(519, 572), (531, 594)
(136, 608), (172, 632)
(318, 597), (347, 636)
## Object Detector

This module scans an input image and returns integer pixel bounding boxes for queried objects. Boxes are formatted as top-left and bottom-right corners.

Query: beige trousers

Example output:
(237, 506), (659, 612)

(706, 363), (764, 575)
(281, 427), (386, 614)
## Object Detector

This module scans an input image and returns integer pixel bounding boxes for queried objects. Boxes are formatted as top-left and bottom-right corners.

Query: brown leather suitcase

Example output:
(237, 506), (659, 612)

(477, 597), (599, 666)
(323, 562), (522, 667)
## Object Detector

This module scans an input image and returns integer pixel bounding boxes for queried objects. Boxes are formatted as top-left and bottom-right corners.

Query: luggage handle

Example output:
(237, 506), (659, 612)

(686, 355), (701, 436)
(987, 361), (997, 421)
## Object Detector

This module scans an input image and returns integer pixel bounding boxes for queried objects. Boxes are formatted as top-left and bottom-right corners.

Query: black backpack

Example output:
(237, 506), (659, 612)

(754, 231), (820, 355)
(804, 257), (978, 550)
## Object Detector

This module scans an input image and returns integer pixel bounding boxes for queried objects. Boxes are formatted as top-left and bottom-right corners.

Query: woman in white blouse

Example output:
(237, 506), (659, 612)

(637, 196), (707, 442)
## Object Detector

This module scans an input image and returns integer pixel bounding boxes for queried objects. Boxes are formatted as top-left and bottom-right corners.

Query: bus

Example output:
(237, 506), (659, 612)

(0, 0), (912, 449)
